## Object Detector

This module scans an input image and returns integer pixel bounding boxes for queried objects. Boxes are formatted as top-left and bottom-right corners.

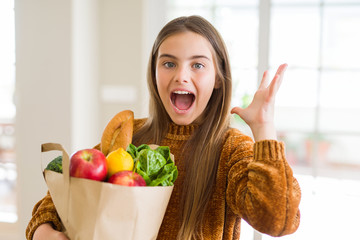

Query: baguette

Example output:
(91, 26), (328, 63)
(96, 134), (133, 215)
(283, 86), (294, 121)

(100, 110), (134, 156)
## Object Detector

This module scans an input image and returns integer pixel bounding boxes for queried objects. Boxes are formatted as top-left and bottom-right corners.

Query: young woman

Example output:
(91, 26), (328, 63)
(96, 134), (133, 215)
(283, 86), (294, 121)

(27, 15), (301, 240)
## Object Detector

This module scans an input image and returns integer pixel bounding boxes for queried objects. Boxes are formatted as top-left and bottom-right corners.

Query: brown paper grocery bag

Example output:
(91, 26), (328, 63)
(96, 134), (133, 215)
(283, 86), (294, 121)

(41, 143), (174, 240)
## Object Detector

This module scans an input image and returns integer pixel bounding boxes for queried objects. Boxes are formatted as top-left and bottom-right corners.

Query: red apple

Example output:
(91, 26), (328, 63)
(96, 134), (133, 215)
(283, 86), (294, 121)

(108, 171), (146, 186)
(70, 149), (107, 181)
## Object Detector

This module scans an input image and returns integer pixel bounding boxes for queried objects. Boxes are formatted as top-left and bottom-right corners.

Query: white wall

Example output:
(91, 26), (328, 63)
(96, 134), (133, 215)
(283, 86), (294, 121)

(98, 0), (146, 124)
(14, 0), (72, 239)
(5, 0), (167, 239)
(97, 0), (167, 125)
(72, 0), (101, 152)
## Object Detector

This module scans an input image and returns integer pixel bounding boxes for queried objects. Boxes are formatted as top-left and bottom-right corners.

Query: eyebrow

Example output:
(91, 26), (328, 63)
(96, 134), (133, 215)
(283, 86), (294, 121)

(158, 53), (211, 61)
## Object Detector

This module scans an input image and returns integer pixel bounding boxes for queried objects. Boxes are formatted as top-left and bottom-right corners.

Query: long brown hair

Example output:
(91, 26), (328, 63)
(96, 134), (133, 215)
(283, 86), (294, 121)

(133, 16), (233, 239)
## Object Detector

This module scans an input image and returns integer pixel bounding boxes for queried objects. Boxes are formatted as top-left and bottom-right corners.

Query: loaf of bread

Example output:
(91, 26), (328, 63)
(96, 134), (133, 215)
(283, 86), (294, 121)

(100, 110), (134, 156)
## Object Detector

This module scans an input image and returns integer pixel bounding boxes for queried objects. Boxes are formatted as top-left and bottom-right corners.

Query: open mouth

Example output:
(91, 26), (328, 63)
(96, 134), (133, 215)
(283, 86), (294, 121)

(171, 90), (195, 111)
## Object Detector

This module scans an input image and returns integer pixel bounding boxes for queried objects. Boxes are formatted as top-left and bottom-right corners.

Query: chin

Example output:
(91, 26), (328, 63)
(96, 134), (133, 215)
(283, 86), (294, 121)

(170, 113), (206, 126)
(170, 117), (193, 126)
(167, 109), (207, 127)
(168, 114), (195, 126)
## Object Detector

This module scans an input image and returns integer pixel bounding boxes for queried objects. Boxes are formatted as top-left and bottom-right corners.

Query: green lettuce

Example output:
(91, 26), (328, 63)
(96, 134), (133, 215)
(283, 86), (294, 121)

(126, 144), (178, 186)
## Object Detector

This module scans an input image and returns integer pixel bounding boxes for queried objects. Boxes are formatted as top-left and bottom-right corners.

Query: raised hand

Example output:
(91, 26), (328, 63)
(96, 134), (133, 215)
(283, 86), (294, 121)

(231, 64), (287, 141)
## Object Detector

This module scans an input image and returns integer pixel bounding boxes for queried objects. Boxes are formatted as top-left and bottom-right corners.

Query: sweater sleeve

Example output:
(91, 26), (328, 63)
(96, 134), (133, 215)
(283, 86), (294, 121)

(225, 131), (301, 237)
(25, 191), (63, 240)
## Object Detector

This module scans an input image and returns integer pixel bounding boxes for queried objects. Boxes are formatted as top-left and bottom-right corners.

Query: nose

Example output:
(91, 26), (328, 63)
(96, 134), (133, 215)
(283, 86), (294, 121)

(174, 65), (189, 83)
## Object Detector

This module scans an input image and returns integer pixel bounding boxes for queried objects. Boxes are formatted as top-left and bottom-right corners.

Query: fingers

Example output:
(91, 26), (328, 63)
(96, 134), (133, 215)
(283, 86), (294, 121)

(260, 63), (287, 89)
(270, 63), (287, 95)
(231, 106), (244, 117)
(259, 70), (269, 89)
(261, 64), (287, 99)
(275, 63), (288, 75)
(268, 74), (281, 99)
(275, 63), (288, 83)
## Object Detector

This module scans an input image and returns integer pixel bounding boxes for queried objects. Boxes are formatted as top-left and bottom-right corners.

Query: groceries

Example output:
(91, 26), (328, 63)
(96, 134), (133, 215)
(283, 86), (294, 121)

(48, 143), (177, 187)
(45, 156), (63, 173)
(69, 148), (108, 181)
(45, 110), (177, 187)
(41, 110), (176, 239)
(128, 144), (178, 186)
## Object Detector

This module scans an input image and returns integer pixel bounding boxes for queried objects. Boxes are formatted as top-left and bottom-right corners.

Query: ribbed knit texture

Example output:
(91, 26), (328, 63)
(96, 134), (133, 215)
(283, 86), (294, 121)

(26, 119), (301, 240)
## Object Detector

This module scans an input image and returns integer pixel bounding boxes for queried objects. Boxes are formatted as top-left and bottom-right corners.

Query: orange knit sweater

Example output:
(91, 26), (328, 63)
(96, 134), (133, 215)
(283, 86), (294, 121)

(26, 119), (301, 240)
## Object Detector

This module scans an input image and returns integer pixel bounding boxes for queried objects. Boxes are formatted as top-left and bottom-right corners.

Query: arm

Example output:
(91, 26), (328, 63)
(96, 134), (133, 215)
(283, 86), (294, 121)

(26, 191), (66, 240)
(225, 137), (301, 236)
(231, 64), (287, 141)
(227, 64), (301, 235)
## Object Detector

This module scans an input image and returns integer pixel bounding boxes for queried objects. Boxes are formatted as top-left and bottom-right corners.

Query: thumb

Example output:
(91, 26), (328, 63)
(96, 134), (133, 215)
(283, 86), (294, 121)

(231, 106), (245, 118)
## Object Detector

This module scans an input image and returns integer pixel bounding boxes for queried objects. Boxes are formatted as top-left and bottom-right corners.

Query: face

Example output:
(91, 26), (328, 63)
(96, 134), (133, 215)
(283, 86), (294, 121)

(155, 31), (219, 125)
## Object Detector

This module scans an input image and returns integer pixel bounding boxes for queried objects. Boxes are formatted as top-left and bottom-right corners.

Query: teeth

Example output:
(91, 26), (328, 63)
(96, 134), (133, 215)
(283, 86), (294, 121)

(173, 91), (191, 94)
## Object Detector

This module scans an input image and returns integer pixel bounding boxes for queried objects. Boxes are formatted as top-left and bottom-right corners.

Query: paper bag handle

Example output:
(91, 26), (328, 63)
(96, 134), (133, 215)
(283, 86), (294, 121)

(41, 143), (70, 222)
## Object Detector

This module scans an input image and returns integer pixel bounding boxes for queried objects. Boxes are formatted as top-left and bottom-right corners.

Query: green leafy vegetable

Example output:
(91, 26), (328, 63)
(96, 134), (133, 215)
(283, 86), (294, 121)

(137, 144), (151, 152)
(126, 144), (137, 159)
(45, 155), (63, 173)
(127, 144), (178, 186)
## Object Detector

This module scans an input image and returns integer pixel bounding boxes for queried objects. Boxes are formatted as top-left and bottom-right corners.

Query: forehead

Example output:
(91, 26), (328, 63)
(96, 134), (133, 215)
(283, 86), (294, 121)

(158, 31), (215, 59)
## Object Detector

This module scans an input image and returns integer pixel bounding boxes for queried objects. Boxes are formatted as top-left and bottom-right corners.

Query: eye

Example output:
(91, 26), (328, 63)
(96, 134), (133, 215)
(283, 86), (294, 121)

(164, 62), (176, 68)
(193, 63), (204, 69)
